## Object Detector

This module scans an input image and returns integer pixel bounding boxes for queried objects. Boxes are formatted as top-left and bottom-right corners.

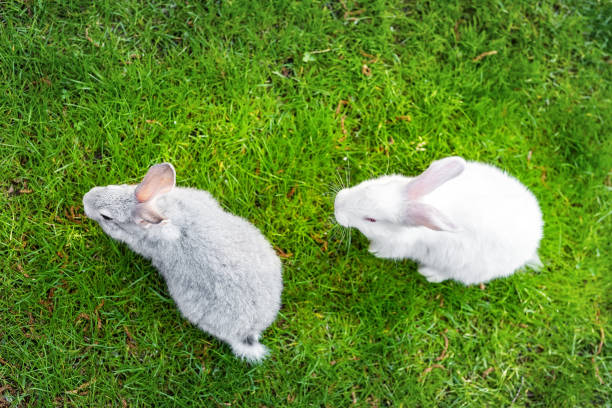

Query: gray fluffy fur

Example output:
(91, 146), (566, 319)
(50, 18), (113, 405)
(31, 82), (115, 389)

(83, 163), (282, 363)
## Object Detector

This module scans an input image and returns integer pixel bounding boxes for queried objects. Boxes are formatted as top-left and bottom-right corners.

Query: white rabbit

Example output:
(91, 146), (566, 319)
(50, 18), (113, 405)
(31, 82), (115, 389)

(83, 163), (282, 363)
(334, 156), (543, 285)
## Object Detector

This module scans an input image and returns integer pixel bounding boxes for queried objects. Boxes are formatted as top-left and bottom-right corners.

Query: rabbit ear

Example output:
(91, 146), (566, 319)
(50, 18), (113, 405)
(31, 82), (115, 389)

(133, 202), (166, 225)
(406, 156), (466, 200)
(135, 163), (176, 203)
(401, 202), (457, 231)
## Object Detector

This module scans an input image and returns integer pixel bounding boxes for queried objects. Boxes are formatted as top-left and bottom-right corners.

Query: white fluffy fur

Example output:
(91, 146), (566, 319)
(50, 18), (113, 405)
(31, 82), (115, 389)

(334, 157), (543, 285)
(83, 163), (282, 363)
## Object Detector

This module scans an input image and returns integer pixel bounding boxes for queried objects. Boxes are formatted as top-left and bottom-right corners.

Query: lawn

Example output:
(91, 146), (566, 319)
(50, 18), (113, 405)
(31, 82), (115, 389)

(1, 0), (610, 406)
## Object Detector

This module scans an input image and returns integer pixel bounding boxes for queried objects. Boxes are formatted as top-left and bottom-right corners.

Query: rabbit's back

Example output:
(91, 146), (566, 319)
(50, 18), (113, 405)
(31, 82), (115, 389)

(421, 162), (543, 283)
(150, 188), (282, 344)
(430, 162), (542, 233)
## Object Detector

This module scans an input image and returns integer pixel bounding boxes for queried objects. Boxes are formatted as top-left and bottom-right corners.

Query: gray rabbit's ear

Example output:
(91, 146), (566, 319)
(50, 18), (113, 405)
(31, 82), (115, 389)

(135, 163), (176, 203)
(406, 156), (466, 200)
(133, 203), (166, 225)
(400, 202), (457, 232)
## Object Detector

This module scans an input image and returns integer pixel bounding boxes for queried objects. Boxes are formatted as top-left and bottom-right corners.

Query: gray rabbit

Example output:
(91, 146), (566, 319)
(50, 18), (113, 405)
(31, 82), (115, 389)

(83, 163), (282, 363)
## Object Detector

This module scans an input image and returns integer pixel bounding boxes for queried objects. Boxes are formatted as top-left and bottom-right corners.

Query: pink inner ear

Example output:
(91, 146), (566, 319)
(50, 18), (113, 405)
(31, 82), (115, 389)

(403, 202), (457, 232)
(406, 156), (466, 200)
(135, 163), (176, 203)
(134, 202), (166, 224)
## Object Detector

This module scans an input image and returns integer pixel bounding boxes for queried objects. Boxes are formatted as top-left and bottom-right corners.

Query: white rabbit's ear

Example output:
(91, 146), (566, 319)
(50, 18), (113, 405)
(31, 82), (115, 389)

(406, 156), (466, 200)
(401, 202), (457, 231)
(133, 203), (166, 225)
(135, 163), (176, 203)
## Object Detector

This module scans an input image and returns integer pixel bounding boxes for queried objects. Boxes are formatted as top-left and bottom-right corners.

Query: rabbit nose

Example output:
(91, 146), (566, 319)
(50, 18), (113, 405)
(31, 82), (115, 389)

(335, 211), (349, 227)
(82, 188), (102, 217)
(334, 190), (350, 226)
(334, 189), (347, 207)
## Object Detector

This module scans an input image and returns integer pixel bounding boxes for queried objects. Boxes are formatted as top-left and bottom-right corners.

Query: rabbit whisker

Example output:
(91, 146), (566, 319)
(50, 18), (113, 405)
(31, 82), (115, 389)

(344, 159), (351, 188)
(335, 169), (347, 189)
(327, 182), (342, 194)
(344, 228), (352, 259)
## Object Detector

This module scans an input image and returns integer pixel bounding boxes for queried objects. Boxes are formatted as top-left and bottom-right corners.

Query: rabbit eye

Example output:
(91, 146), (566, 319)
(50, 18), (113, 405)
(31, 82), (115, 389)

(101, 214), (113, 221)
(365, 217), (377, 223)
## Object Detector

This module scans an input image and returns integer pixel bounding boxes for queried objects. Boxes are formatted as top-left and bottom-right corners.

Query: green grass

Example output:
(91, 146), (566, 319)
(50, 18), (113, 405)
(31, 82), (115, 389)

(1, 0), (610, 406)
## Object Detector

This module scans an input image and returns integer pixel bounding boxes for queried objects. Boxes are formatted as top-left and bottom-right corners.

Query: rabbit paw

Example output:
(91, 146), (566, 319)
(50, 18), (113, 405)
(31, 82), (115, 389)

(418, 266), (447, 283)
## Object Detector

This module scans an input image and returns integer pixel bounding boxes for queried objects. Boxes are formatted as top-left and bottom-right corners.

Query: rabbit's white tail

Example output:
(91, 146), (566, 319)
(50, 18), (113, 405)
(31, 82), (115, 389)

(229, 337), (269, 364)
(525, 253), (543, 271)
